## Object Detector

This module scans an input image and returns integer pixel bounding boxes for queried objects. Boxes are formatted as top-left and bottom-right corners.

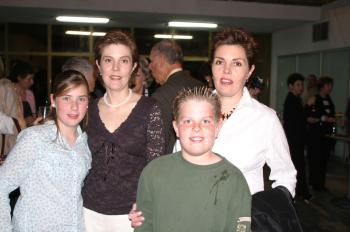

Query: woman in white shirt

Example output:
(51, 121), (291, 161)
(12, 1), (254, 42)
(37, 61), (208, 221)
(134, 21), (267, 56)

(208, 28), (296, 196)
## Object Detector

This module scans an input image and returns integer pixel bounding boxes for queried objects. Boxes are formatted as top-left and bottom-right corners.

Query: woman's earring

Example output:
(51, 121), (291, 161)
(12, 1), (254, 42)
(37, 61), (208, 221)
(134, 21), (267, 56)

(51, 104), (55, 108)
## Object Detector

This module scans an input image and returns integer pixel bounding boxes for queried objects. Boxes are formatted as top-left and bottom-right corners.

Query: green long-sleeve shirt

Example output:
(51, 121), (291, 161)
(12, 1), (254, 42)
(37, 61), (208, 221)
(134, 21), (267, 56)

(136, 152), (251, 232)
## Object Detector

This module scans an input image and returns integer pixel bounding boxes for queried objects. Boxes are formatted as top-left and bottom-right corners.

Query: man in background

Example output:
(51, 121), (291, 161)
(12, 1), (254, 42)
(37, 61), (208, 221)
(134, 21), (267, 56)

(283, 73), (311, 203)
(149, 40), (204, 154)
(62, 57), (99, 98)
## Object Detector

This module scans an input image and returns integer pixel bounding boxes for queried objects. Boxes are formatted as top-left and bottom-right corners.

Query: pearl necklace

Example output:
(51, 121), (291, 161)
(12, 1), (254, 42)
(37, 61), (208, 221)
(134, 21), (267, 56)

(103, 89), (132, 108)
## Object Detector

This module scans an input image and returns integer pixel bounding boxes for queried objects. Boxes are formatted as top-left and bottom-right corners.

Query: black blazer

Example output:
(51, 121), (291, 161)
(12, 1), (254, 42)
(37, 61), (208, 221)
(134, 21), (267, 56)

(151, 70), (204, 154)
(252, 186), (303, 232)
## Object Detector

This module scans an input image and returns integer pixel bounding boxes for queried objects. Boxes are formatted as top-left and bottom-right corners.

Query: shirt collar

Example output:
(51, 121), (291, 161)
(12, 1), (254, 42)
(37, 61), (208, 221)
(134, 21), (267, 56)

(45, 120), (86, 149)
(236, 87), (254, 110)
(212, 87), (254, 110)
(166, 68), (183, 81)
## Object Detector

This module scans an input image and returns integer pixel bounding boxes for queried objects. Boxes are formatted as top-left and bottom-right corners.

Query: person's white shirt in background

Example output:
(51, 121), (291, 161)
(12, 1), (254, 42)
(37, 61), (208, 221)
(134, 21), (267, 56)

(0, 111), (15, 135)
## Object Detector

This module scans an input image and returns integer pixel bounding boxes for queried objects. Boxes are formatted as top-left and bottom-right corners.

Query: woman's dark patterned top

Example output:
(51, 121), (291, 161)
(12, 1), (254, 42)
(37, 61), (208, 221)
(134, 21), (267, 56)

(82, 96), (165, 215)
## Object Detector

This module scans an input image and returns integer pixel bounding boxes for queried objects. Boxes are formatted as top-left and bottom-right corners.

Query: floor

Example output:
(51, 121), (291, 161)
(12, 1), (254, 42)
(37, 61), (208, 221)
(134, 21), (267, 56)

(292, 157), (350, 232)
(8, 153), (350, 231)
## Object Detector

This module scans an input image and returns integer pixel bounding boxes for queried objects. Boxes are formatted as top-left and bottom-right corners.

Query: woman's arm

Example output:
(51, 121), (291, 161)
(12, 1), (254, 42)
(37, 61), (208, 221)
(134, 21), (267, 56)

(265, 114), (297, 197)
(145, 103), (166, 161)
(0, 129), (39, 232)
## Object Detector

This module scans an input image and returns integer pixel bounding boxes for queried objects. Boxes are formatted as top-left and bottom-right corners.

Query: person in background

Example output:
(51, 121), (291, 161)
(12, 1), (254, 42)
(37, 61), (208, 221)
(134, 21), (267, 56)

(345, 98), (350, 135)
(302, 74), (318, 105)
(135, 87), (251, 232)
(0, 61), (26, 164)
(62, 57), (97, 98)
(0, 70), (91, 232)
(283, 73), (311, 203)
(0, 112), (17, 135)
(305, 76), (335, 192)
(129, 28), (296, 229)
(130, 56), (151, 96)
(149, 39), (204, 154)
(81, 30), (165, 232)
(247, 75), (264, 100)
(8, 60), (37, 126)
(197, 61), (215, 91)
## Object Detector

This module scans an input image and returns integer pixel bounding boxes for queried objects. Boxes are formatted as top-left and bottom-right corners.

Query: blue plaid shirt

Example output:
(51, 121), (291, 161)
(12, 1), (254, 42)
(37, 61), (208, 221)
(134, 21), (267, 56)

(0, 121), (91, 232)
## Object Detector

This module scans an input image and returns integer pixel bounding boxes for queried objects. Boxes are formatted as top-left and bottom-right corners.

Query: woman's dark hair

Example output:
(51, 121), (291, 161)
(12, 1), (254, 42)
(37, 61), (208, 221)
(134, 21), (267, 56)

(94, 30), (138, 65)
(8, 60), (34, 82)
(47, 70), (89, 132)
(211, 28), (258, 68)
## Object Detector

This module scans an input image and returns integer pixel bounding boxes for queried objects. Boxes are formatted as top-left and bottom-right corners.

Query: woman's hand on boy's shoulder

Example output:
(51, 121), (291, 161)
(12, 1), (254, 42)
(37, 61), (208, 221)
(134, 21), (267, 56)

(128, 203), (144, 228)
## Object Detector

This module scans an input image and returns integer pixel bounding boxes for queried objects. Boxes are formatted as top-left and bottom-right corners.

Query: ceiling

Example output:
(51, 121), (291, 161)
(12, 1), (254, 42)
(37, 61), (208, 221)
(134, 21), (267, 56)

(0, 0), (341, 33)
(228, 0), (337, 6)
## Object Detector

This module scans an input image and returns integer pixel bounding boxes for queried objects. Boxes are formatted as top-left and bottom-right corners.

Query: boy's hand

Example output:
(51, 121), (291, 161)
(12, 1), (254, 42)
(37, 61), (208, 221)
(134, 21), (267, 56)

(128, 203), (144, 228)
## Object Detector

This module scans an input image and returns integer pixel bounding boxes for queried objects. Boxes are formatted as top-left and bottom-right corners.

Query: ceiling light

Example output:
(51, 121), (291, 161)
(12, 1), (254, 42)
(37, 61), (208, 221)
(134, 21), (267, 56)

(92, 32), (106, 36)
(173, 35), (193, 40)
(168, 21), (217, 28)
(65, 30), (106, 36)
(154, 34), (173, 39)
(154, 34), (193, 40)
(66, 30), (90, 36)
(56, 16), (109, 24)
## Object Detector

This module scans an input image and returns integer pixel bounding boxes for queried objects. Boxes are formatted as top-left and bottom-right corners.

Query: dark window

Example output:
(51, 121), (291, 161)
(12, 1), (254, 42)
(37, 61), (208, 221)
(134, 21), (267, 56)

(8, 23), (47, 52)
(0, 24), (5, 52)
(312, 22), (328, 42)
(52, 25), (90, 52)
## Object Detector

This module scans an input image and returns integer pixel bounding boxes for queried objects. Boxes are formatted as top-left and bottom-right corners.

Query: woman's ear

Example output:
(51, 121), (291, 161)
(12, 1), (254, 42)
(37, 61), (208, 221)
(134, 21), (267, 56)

(95, 60), (101, 72)
(246, 64), (255, 81)
(50, 94), (55, 107)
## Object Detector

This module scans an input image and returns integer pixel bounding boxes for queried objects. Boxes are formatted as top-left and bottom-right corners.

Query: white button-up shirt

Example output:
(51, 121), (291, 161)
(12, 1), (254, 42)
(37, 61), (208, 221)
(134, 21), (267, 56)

(175, 87), (296, 196)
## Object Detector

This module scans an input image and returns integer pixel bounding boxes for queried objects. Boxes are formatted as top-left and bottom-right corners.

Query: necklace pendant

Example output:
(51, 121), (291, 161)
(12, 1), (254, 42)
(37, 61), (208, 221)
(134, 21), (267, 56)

(220, 107), (236, 120)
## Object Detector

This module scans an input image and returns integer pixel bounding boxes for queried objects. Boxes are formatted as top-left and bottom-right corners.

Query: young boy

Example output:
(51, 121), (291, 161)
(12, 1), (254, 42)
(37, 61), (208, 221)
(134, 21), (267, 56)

(135, 87), (251, 232)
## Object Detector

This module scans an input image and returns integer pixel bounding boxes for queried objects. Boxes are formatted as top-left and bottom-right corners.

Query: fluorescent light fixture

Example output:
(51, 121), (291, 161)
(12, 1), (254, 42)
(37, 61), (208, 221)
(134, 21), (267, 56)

(92, 32), (106, 36)
(65, 30), (106, 36)
(154, 34), (193, 40)
(154, 34), (173, 39)
(173, 35), (193, 39)
(168, 21), (217, 28)
(66, 30), (90, 36)
(56, 16), (109, 24)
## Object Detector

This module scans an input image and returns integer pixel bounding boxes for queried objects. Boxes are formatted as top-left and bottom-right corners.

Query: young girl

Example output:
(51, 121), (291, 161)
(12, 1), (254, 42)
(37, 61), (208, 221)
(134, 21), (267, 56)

(0, 70), (91, 232)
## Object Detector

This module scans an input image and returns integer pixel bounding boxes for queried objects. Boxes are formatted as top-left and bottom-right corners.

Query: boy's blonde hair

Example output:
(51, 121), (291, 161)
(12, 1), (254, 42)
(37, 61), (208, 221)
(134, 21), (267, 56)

(173, 87), (221, 121)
